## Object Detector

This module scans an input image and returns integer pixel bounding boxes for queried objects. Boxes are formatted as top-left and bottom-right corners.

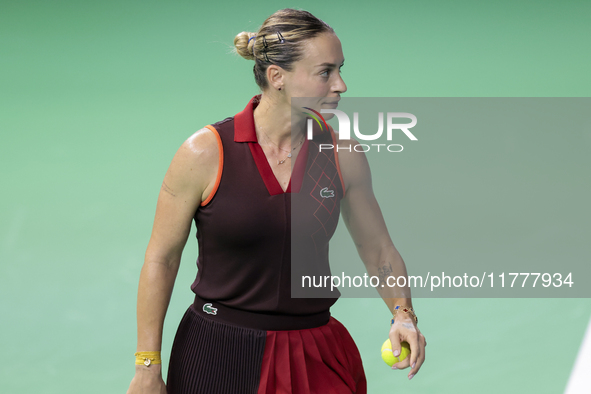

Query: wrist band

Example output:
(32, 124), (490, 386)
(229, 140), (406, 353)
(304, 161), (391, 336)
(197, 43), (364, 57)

(134, 351), (162, 366)
(391, 305), (418, 324)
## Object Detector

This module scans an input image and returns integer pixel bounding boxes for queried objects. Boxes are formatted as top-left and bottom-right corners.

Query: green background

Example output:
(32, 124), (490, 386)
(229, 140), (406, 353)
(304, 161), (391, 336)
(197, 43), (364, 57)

(1, 1), (590, 393)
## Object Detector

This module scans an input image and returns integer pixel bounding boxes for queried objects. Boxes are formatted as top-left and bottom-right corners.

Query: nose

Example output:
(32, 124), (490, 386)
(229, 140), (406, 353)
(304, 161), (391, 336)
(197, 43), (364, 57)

(333, 73), (347, 94)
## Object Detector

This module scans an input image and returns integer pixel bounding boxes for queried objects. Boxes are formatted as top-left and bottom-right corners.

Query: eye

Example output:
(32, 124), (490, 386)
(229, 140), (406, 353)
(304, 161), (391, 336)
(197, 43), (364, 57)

(320, 69), (330, 77)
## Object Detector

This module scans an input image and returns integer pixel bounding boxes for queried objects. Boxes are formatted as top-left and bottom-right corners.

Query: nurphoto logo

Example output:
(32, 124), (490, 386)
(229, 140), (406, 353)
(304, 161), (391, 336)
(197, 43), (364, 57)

(303, 108), (418, 153)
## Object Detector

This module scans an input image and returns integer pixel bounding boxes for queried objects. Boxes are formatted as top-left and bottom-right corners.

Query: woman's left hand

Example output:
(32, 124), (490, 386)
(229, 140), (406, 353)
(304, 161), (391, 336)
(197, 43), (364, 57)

(388, 316), (426, 380)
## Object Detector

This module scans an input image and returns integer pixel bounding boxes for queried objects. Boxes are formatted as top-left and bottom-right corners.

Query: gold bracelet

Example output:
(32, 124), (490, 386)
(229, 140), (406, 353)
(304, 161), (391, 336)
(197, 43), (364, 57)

(134, 351), (162, 366)
(391, 305), (418, 324)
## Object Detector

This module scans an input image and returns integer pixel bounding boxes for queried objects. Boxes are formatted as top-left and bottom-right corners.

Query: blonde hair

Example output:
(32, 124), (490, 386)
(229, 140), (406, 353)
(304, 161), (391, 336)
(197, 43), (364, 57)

(234, 9), (334, 89)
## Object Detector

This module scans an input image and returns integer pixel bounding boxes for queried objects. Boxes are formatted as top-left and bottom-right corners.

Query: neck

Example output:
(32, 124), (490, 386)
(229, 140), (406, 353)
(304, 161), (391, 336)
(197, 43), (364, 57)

(253, 92), (306, 148)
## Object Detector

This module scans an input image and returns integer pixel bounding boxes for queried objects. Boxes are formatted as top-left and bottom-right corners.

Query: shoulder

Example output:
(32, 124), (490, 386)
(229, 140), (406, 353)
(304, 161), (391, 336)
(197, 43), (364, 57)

(181, 126), (221, 165)
(167, 126), (221, 194)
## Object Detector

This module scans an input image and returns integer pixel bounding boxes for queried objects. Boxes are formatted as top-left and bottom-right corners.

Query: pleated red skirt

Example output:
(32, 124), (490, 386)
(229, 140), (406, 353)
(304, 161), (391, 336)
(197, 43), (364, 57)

(167, 304), (367, 394)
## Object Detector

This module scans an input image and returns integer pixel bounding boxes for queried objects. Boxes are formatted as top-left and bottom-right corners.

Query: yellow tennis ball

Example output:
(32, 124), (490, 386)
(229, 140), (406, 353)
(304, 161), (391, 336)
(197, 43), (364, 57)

(381, 339), (410, 367)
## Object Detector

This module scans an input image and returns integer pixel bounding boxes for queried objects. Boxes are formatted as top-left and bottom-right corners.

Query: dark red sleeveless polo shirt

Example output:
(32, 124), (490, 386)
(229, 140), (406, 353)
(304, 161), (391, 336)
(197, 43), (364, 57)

(190, 95), (346, 330)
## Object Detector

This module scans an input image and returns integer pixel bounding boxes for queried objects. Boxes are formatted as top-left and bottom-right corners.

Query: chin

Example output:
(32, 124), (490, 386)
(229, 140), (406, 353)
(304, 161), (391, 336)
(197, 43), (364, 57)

(321, 112), (335, 120)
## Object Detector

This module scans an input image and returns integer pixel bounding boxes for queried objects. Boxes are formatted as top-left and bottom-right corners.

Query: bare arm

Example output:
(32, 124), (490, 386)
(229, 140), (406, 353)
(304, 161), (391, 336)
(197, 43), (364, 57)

(127, 127), (219, 393)
(337, 138), (426, 379)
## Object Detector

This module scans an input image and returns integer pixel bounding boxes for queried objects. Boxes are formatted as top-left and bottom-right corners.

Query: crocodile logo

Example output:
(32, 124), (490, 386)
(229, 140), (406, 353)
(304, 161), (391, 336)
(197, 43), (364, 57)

(320, 187), (335, 198)
(202, 303), (218, 315)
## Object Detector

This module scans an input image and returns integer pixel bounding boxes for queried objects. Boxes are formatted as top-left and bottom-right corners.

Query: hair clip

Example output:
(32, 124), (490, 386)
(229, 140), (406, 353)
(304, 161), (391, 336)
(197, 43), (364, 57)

(277, 31), (285, 44)
(261, 35), (270, 62)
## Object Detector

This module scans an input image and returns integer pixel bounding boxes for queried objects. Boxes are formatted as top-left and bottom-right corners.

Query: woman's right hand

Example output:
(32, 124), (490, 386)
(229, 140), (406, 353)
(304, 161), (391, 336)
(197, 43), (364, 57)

(126, 365), (167, 394)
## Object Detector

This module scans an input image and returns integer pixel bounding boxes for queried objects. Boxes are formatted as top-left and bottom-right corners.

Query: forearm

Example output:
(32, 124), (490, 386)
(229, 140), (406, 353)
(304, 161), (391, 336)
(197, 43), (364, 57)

(358, 243), (413, 314)
(136, 255), (180, 352)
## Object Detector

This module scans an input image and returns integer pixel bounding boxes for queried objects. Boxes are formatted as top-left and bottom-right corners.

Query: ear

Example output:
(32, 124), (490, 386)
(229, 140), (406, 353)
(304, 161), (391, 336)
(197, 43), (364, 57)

(266, 65), (285, 90)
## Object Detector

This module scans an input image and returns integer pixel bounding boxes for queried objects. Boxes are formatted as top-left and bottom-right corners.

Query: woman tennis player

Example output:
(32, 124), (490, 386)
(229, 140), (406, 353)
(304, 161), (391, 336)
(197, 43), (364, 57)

(126, 8), (426, 394)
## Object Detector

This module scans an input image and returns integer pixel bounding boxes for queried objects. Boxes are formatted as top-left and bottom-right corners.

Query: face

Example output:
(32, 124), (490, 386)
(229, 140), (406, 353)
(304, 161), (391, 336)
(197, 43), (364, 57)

(279, 32), (347, 120)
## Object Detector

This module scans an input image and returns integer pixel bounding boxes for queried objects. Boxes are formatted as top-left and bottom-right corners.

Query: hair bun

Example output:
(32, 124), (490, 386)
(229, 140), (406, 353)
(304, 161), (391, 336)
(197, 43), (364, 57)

(234, 31), (256, 60)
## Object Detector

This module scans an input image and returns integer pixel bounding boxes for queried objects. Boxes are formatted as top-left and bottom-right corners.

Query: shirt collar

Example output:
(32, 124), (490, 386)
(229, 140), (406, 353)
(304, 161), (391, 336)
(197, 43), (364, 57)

(234, 94), (261, 142)
(233, 94), (330, 142)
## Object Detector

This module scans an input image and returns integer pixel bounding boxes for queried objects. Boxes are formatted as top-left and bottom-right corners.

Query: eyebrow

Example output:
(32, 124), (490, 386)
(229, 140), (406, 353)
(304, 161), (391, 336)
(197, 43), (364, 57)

(315, 60), (345, 68)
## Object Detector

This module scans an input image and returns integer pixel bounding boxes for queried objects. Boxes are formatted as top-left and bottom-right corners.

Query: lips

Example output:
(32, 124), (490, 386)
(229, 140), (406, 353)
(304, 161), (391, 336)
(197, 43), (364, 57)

(324, 98), (340, 105)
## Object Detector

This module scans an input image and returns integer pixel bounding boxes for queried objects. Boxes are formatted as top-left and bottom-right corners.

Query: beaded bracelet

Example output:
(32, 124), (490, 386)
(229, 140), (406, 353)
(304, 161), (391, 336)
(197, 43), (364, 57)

(390, 305), (418, 324)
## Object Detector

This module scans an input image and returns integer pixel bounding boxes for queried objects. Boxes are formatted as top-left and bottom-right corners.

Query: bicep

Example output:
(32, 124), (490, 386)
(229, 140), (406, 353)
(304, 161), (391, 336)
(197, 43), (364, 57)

(146, 128), (219, 264)
(146, 183), (197, 264)
(339, 141), (394, 251)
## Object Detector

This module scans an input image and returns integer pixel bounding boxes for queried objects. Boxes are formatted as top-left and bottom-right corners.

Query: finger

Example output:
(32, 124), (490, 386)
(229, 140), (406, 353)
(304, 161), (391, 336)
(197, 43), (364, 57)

(389, 332), (402, 360)
(408, 335), (426, 380)
(391, 356), (410, 370)
(406, 333), (421, 374)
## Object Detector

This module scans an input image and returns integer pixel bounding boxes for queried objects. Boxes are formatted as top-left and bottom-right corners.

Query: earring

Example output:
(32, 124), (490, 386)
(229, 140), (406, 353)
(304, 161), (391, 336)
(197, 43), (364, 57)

(278, 87), (282, 91)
